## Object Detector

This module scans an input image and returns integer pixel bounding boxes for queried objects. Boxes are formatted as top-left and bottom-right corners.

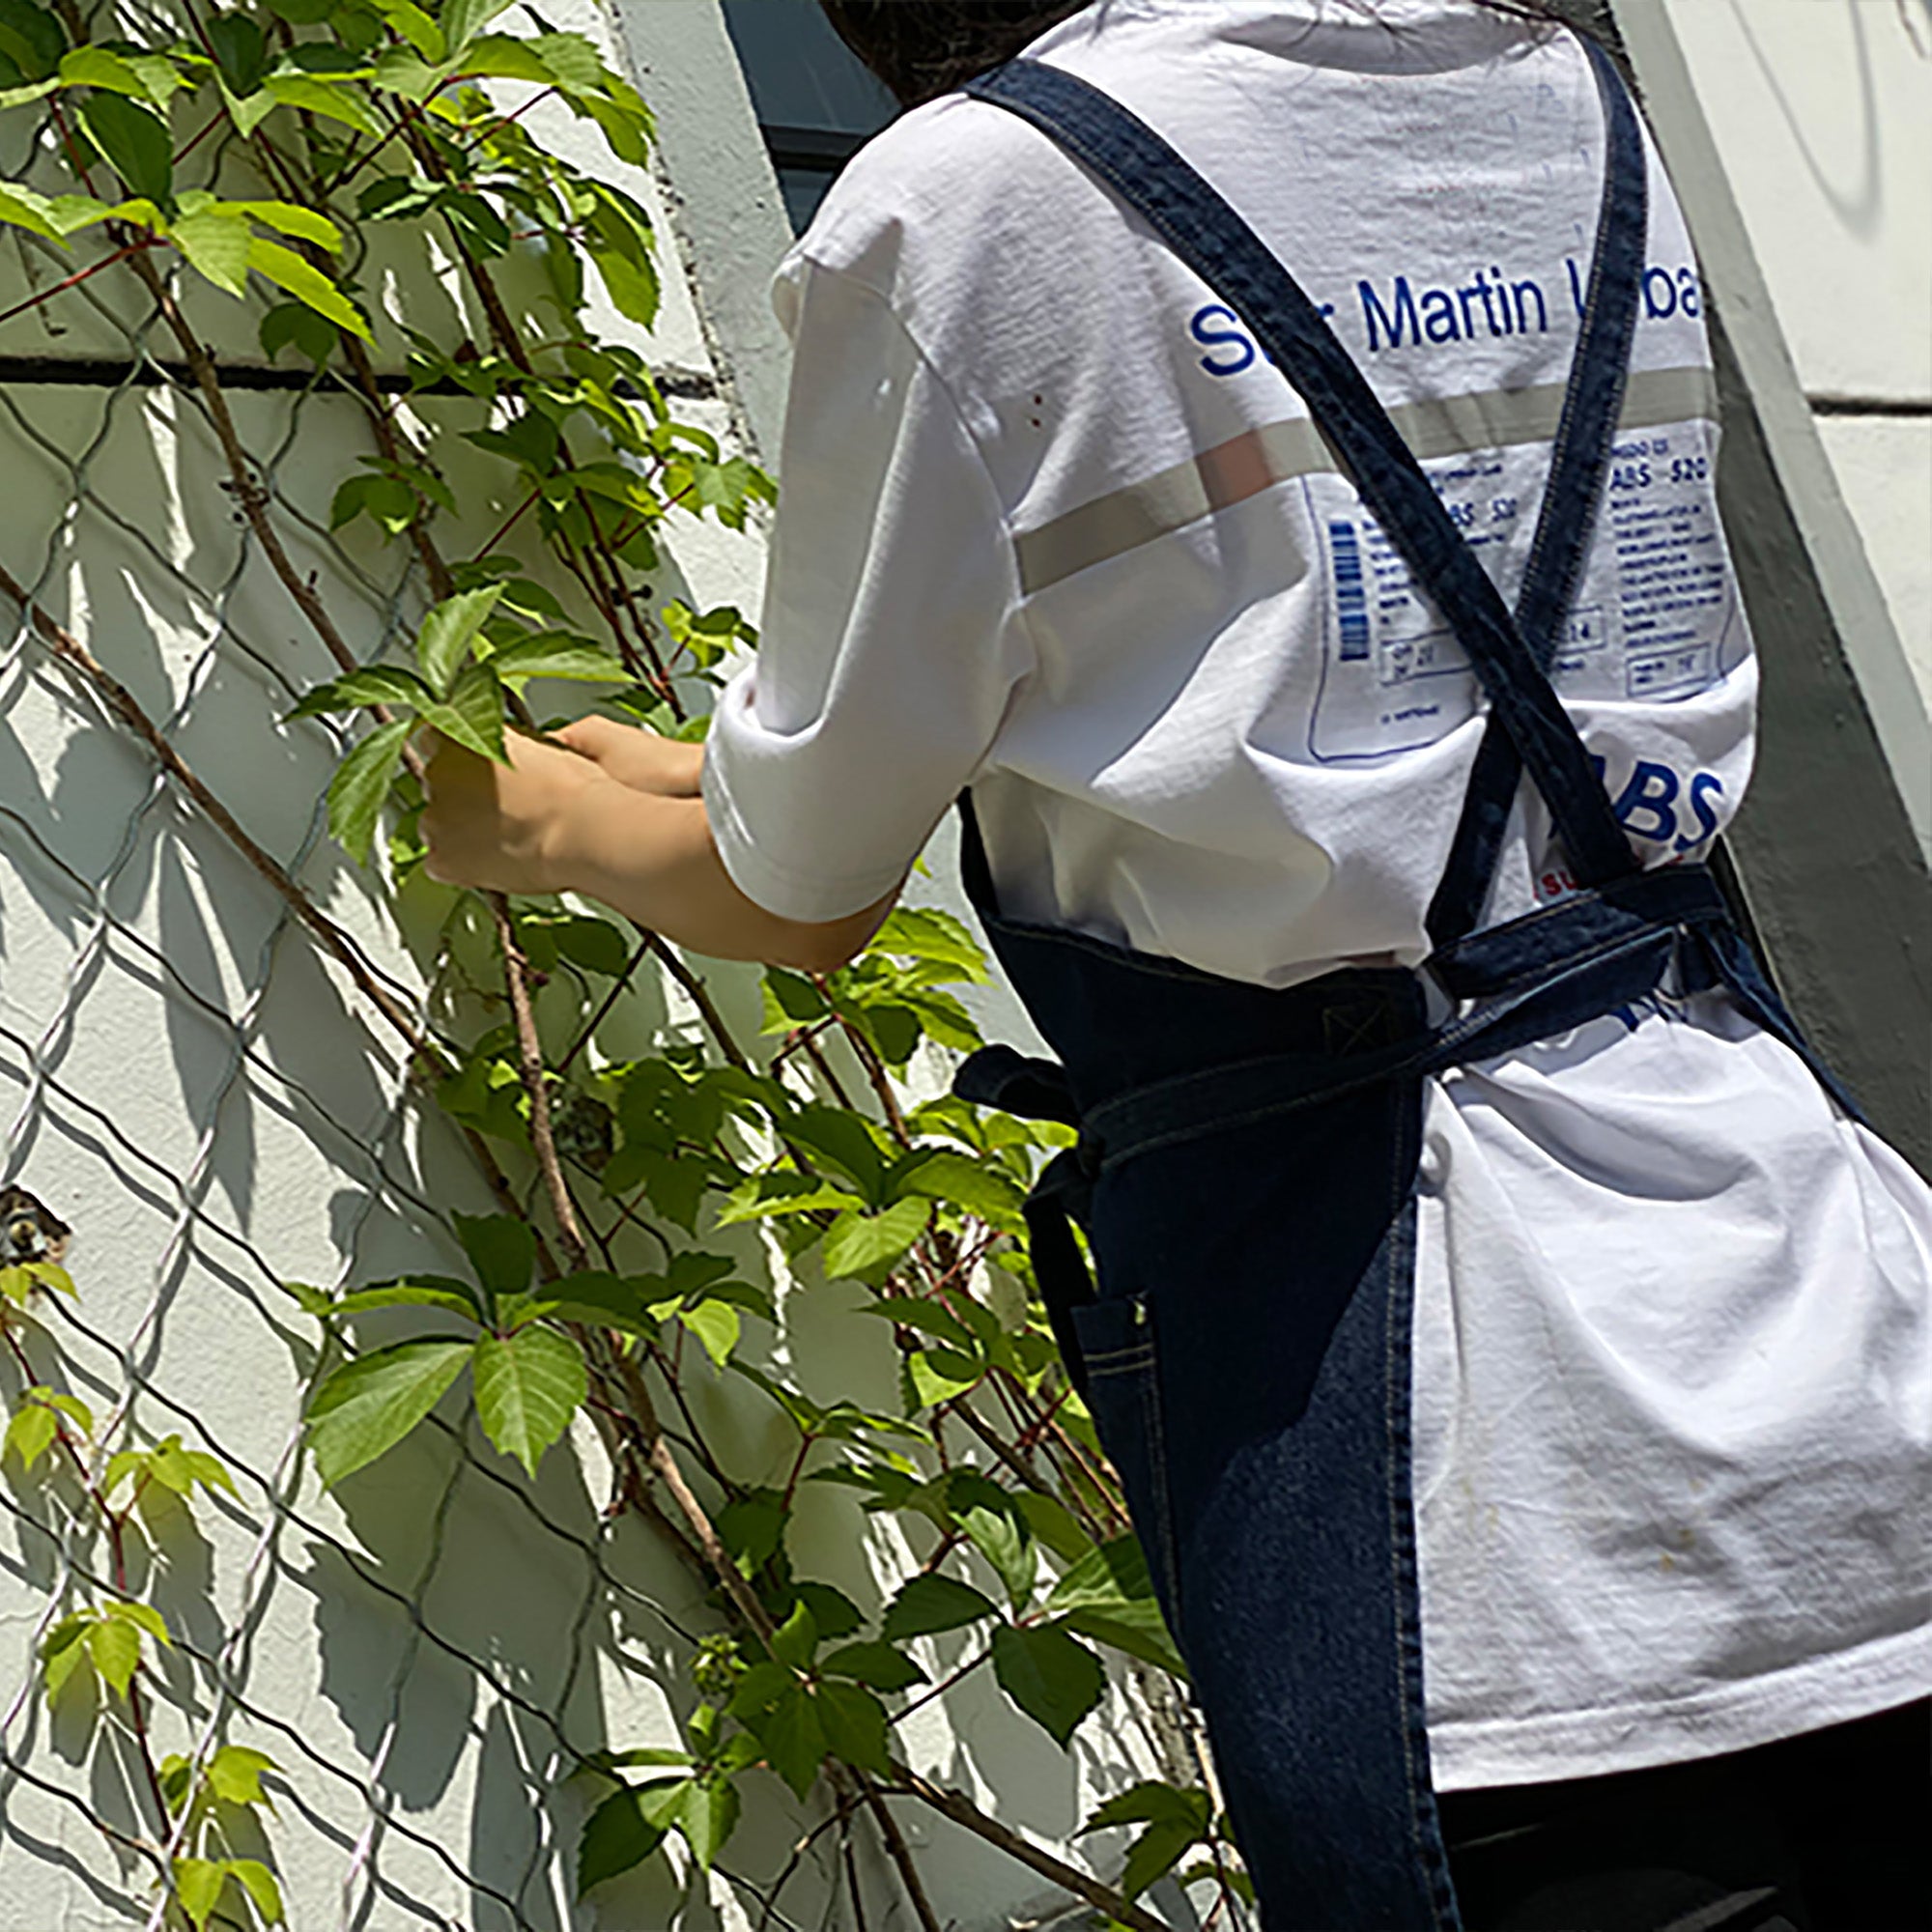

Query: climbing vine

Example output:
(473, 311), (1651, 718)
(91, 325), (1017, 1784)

(0, 1), (1251, 1923)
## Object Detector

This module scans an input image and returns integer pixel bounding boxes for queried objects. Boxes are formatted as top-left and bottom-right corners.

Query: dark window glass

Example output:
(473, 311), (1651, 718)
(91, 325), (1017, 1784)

(721, 0), (898, 232)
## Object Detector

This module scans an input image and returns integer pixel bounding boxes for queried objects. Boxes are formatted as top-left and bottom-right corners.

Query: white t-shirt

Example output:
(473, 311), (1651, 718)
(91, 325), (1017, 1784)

(705, 0), (1931, 1789)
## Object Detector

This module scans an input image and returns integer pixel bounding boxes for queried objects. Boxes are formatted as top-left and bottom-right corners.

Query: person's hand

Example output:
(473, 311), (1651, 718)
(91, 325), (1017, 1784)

(550, 716), (703, 798)
(419, 727), (610, 896)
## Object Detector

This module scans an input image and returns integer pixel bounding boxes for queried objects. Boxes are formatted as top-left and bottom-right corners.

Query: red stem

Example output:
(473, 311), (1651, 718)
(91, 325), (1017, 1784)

(0, 240), (156, 327)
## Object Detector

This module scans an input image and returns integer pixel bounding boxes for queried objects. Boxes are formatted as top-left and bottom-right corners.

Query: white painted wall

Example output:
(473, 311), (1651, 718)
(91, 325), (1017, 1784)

(1618, 0), (1932, 845)
(0, 5), (1138, 1930)
(1665, 0), (1931, 698)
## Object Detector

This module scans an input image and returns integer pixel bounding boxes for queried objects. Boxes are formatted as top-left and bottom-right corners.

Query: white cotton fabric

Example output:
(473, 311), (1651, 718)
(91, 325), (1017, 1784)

(703, 0), (1931, 1789)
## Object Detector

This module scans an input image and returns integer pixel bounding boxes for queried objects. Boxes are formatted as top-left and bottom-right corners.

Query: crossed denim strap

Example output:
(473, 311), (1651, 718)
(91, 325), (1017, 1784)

(1427, 37), (1650, 944)
(965, 38), (1644, 904)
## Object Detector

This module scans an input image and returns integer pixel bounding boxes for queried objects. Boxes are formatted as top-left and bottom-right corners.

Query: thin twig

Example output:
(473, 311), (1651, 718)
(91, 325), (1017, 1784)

(889, 1761), (1168, 1932)
(852, 1772), (942, 1932)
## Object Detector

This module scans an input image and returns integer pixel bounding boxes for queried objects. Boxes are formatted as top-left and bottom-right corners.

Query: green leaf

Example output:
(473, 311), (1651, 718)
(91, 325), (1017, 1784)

(526, 1270), (657, 1339)
(259, 298), (339, 365)
(0, 179), (64, 242)
(0, 181), (110, 240)
(548, 914), (631, 976)
(990, 1621), (1105, 1747)
(227, 1859), (285, 1924)
(1044, 1532), (1187, 1676)
(672, 1774), (740, 1873)
(821, 1198), (927, 1280)
(327, 718), (412, 863)
(782, 1106), (887, 1204)
(961, 1503), (1037, 1611)
(715, 1490), (785, 1576)
(714, 1174), (862, 1228)
(170, 210), (253, 296)
(247, 236), (372, 342)
(676, 1297), (738, 1372)
(868, 906), (989, 980)
(865, 1295), (978, 1354)
(0, 2), (64, 83)
(880, 1572), (998, 1642)
(471, 1325), (586, 1476)
(577, 1786), (666, 1896)
(820, 1640), (926, 1692)
(25, 1259), (73, 1296)
(754, 1684), (825, 1800)
(415, 583), (504, 697)
(41, 1615), (92, 1700)
(760, 966), (825, 1031)
(486, 636), (630, 688)
(442, 0), (514, 54)
(106, 1596), (169, 1645)
(1080, 1781), (1214, 1900)
(88, 1614), (142, 1697)
(892, 1150), (1026, 1228)
(305, 1338), (472, 1486)
(206, 1744), (279, 1808)
(173, 1858), (226, 1932)
(815, 1681), (892, 1776)
(588, 238), (659, 330)
(373, 0), (444, 61)
(230, 199), (343, 250)
(792, 1580), (865, 1639)
(1083, 1780), (1208, 1834)
(418, 662), (506, 761)
(452, 1210), (534, 1308)
(330, 1277), (485, 1322)
(61, 44), (152, 99)
(264, 71), (383, 135)
(208, 12), (269, 96)
(1043, 1532), (1164, 1624)
(286, 664), (433, 719)
(5, 1403), (57, 1468)
(329, 471), (414, 535)
(768, 1599), (816, 1670)
(908, 1349), (981, 1410)
(78, 92), (172, 207)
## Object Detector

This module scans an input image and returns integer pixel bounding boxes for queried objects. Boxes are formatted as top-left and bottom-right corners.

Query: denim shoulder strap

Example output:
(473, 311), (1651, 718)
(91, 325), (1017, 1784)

(965, 41), (1643, 898)
(1427, 37), (1649, 943)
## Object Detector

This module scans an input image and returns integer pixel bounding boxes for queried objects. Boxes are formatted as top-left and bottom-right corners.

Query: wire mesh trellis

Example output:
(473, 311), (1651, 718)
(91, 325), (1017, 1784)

(0, 147), (835, 1926)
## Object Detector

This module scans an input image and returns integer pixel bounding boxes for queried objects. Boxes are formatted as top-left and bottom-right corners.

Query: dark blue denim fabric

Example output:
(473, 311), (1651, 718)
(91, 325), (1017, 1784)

(952, 40), (1861, 1932)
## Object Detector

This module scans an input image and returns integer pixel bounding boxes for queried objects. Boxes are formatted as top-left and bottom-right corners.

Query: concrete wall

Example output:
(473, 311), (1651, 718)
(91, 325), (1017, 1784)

(1613, 0), (1930, 1166)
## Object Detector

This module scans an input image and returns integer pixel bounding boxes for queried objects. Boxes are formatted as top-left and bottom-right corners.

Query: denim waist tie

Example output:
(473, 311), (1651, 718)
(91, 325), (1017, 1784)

(953, 41), (1861, 1931)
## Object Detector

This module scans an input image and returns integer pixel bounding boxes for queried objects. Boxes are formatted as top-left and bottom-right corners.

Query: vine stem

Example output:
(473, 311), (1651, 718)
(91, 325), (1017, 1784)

(643, 933), (750, 1071)
(489, 895), (589, 1272)
(0, 238), (158, 327)
(121, 252), (362, 679)
(850, 1771), (942, 1932)
(887, 1761), (1169, 1932)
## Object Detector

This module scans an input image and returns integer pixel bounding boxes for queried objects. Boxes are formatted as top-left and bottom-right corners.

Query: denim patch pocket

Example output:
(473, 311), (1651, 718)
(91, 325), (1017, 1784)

(1068, 1291), (1183, 1630)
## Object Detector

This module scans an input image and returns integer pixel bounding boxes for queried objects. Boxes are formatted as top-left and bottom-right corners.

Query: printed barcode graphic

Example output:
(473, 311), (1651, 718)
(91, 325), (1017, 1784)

(1329, 519), (1371, 660)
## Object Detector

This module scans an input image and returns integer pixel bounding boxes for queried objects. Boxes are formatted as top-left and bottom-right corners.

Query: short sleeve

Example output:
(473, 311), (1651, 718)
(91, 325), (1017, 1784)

(702, 259), (1032, 923)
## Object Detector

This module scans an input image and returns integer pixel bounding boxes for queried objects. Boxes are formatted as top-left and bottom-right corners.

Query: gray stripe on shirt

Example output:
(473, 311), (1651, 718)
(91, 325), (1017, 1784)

(1013, 364), (1720, 595)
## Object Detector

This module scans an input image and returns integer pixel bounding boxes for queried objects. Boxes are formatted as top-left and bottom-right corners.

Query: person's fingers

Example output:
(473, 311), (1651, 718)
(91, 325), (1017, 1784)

(552, 715), (631, 764)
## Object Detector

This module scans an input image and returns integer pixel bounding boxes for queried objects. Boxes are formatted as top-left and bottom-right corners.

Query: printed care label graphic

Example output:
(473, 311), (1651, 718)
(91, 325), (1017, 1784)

(1303, 420), (1740, 763)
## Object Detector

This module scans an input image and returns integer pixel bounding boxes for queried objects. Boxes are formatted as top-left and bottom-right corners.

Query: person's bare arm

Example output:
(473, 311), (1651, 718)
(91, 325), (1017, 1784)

(418, 727), (896, 972)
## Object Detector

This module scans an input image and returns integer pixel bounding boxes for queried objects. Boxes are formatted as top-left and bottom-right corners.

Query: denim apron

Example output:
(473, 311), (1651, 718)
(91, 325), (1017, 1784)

(951, 45), (1862, 1932)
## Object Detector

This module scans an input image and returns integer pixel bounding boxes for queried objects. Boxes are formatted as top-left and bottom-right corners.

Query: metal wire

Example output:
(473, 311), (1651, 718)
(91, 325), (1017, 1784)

(0, 198), (830, 1930)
